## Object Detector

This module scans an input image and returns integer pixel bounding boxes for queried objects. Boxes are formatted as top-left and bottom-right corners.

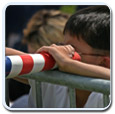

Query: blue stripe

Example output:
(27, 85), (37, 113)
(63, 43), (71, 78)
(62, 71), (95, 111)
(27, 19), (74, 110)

(5, 56), (12, 77)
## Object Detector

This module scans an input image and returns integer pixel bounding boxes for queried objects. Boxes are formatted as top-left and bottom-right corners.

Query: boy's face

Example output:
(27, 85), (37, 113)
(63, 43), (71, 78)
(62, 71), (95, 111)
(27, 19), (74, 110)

(64, 33), (102, 66)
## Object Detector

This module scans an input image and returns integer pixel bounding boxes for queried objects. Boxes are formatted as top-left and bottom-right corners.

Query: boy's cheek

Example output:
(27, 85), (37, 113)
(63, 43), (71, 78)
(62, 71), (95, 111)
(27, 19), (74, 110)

(80, 56), (88, 63)
(81, 56), (99, 65)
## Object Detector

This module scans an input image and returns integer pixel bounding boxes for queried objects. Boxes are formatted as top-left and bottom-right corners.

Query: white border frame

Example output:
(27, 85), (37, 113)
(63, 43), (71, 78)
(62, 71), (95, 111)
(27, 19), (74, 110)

(2, 2), (112, 111)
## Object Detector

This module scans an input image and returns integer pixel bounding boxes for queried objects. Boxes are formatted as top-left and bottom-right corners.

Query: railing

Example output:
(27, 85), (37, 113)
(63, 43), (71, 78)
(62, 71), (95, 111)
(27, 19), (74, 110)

(20, 70), (110, 108)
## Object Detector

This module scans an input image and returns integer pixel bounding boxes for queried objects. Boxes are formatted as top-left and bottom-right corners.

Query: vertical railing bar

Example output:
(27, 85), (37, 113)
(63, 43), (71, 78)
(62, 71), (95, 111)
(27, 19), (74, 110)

(35, 81), (42, 108)
(103, 94), (110, 108)
(68, 87), (76, 108)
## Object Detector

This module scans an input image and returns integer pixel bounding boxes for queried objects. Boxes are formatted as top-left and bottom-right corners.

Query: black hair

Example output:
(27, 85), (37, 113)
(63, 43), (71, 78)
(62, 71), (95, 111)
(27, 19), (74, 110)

(63, 6), (110, 51)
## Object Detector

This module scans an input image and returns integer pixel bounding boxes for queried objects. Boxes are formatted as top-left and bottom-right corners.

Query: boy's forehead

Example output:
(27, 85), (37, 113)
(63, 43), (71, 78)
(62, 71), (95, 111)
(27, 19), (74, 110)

(64, 33), (81, 45)
(64, 33), (94, 53)
(64, 33), (75, 44)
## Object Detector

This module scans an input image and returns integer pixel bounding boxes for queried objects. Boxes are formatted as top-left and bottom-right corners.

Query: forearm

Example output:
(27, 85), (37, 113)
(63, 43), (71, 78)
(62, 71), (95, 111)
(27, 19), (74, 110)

(5, 47), (26, 56)
(61, 59), (110, 80)
(13, 77), (29, 85)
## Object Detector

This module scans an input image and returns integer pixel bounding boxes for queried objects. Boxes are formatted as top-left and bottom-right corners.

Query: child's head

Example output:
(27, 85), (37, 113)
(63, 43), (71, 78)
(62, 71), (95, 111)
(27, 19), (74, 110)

(23, 10), (70, 53)
(63, 6), (110, 68)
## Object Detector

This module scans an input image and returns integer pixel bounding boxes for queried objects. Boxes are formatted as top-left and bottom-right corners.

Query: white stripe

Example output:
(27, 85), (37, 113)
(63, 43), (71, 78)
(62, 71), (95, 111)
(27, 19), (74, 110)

(7, 56), (23, 78)
(29, 54), (45, 74)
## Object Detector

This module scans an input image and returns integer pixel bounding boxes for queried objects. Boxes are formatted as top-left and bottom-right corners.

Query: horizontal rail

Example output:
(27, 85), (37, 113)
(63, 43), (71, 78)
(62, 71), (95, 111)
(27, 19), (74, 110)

(21, 70), (110, 94)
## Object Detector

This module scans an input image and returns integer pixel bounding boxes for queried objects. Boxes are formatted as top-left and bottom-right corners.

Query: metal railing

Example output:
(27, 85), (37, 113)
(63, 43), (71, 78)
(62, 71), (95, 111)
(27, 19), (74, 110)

(21, 70), (110, 108)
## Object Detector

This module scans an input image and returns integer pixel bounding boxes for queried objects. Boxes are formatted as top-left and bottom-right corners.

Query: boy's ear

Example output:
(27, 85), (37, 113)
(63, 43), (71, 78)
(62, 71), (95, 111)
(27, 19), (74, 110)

(99, 57), (110, 68)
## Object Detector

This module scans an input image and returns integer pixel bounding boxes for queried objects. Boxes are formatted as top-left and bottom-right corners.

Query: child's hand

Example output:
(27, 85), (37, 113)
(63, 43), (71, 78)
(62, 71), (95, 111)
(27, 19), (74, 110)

(36, 44), (75, 70)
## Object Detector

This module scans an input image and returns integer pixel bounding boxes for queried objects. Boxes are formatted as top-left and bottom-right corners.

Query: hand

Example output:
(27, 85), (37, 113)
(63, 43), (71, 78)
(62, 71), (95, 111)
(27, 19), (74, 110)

(36, 44), (75, 71)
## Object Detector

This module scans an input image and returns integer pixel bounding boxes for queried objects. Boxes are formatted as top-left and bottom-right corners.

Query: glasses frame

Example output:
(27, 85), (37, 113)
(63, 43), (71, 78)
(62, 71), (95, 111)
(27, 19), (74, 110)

(77, 52), (107, 57)
(56, 43), (109, 57)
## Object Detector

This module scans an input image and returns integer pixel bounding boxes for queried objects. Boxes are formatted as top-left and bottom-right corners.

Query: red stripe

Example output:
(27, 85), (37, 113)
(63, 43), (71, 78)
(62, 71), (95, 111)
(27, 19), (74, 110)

(19, 55), (34, 75)
(40, 52), (55, 71)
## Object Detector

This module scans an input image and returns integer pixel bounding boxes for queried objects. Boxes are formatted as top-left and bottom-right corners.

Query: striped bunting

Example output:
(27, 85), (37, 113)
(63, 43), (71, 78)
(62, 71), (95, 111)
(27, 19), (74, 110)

(5, 52), (81, 78)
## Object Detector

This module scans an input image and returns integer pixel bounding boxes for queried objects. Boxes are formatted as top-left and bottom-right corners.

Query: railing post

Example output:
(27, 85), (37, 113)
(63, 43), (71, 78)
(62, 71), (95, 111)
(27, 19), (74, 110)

(35, 81), (42, 108)
(103, 94), (110, 108)
(68, 87), (76, 108)
(21, 71), (110, 109)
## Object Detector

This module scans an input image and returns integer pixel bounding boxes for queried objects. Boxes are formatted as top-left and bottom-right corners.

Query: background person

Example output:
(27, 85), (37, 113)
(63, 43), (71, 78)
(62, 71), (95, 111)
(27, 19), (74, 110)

(8, 9), (70, 108)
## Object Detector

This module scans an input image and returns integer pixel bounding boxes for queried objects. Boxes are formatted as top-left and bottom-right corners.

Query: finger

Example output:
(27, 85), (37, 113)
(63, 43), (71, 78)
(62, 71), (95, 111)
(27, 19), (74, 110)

(68, 45), (75, 52)
(51, 44), (57, 47)
(65, 45), (75, 55)
(36, 46), (49, 53)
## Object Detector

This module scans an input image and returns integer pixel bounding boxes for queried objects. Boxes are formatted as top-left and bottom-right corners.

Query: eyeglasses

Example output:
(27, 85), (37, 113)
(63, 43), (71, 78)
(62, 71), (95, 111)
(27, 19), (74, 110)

(77, 52), (107, 57)
(56, 43), (109, 57)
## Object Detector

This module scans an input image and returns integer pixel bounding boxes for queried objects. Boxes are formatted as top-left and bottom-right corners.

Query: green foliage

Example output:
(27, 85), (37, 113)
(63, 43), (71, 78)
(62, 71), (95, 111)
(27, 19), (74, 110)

(60, 5), (77, 14)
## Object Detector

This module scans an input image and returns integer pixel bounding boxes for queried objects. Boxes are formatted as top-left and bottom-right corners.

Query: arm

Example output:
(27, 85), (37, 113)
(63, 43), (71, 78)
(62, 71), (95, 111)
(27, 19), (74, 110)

(13, 77), (29, 85)
(37, 44), (110, 80)
(5, 47), (29, 84)
(5, 47), (26, 56)
(61, 59), (110, 80)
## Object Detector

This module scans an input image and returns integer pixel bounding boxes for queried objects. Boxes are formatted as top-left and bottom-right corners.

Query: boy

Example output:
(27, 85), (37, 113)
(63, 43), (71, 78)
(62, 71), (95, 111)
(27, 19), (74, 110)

(37, 6), (110, 108)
